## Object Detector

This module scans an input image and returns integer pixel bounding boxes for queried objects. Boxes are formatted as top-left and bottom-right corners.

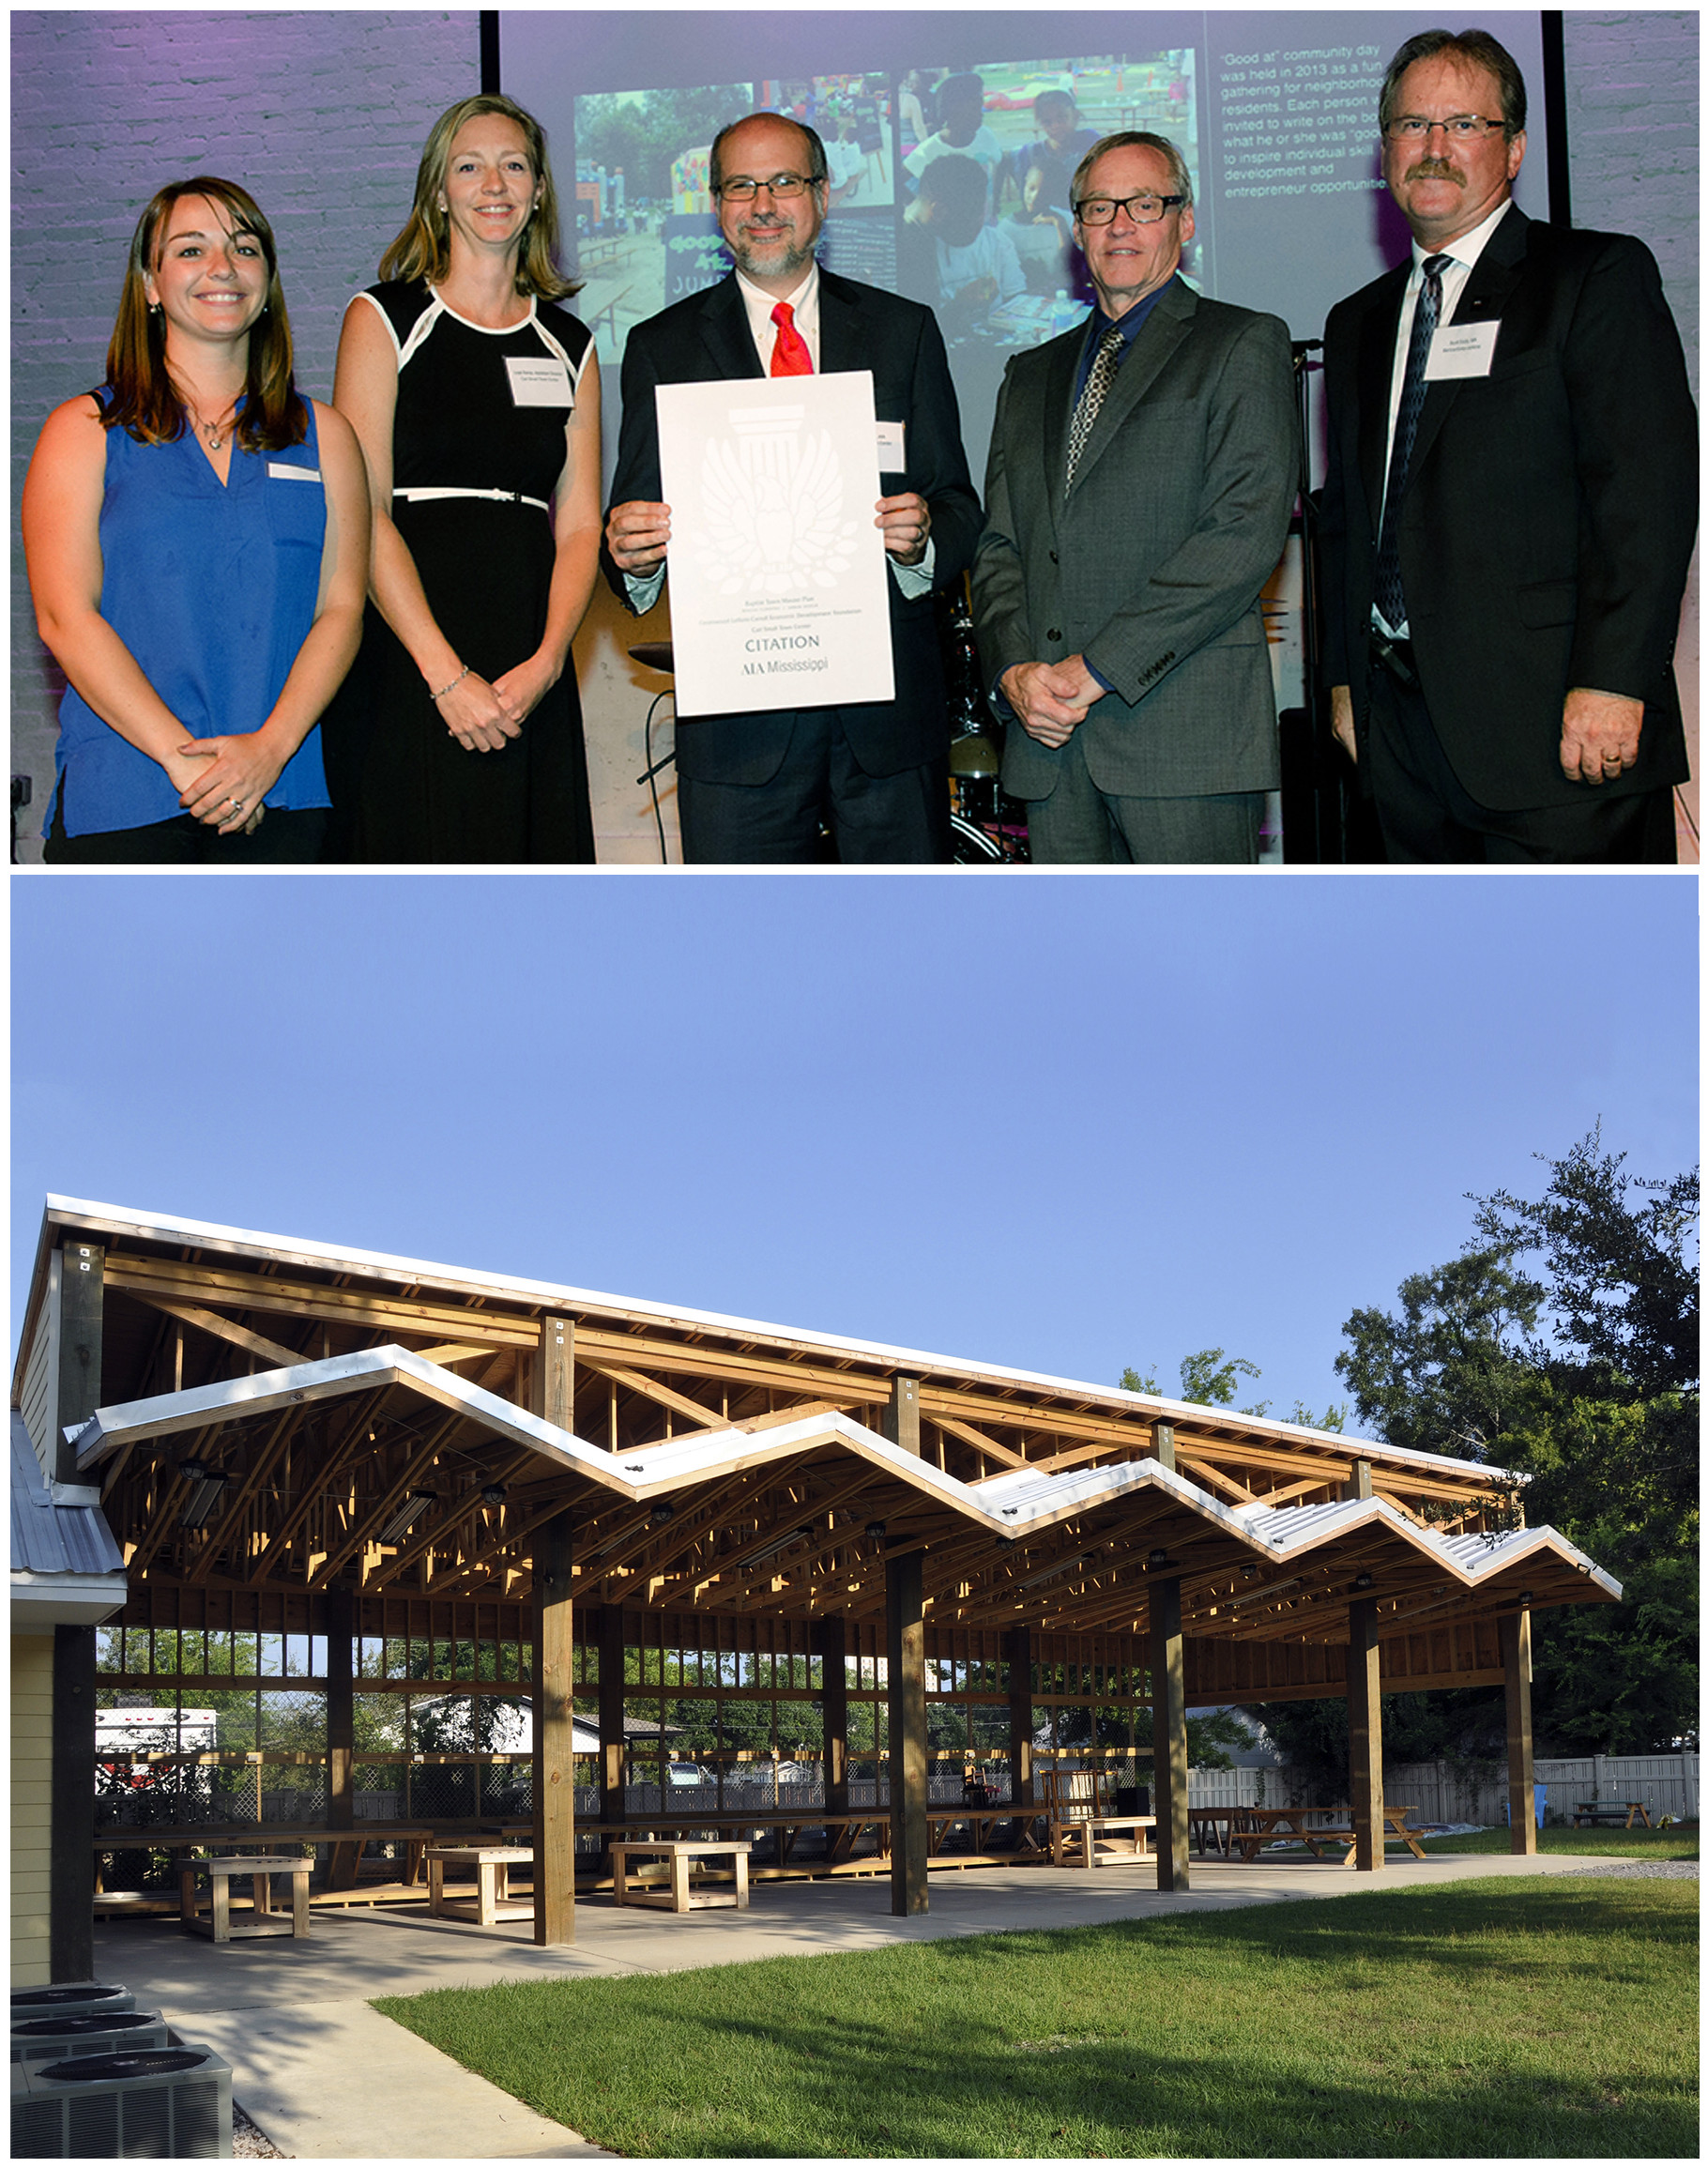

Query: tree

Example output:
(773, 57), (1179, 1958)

(1121, 1351), (1345, 1431)
(1328, 1128), (1698, 1757)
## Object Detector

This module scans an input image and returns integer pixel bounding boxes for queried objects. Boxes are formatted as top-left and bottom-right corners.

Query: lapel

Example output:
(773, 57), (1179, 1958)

(696, 272), (765, 381)
(1406, 205), (1530, 481)
(816, 268), (863, 375)
(1355, 261), (1410, 533)
(1065, 281), (1197, 499)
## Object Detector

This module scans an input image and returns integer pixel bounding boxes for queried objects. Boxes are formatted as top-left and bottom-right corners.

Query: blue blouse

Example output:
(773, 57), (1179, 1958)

(52, 398), (330, 835)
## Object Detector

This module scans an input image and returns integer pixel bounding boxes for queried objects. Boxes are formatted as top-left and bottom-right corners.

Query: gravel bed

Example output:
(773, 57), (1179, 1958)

(233, 2099), (290, 2157)
(1544, 1858), (1699, 1880)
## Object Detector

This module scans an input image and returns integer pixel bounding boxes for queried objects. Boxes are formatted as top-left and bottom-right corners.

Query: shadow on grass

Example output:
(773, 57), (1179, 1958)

(376, 1877), (1698, 2159)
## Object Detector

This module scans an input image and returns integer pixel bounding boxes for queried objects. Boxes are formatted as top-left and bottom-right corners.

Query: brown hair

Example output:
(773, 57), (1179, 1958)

(1379, 29), (1528, 138)
(102, 176), (306, 452)
(378, 94), (580, 298)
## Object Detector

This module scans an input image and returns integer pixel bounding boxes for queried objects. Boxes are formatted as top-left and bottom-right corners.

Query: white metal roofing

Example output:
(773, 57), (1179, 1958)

(68, 1345), (1618, 1606)
(41, 1196), (1520, 1485)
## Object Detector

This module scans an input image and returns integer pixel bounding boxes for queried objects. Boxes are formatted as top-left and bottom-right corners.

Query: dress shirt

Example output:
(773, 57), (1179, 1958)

(1374, 198), (1514, 635)
(626, 260), (932, 611)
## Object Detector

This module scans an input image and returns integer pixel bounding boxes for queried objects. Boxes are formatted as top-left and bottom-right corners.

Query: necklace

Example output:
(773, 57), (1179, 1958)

(180, 389), (239, 451)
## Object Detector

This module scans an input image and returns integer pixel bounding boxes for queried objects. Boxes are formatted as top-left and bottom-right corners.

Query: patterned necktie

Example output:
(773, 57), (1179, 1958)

(1373, 252), (1451, 631)
(1064, 323), (1125, 489)
(770, 301), (813, 377)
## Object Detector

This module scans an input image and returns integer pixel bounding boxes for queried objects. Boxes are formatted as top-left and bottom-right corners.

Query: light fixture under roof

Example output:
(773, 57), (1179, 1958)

(649, 1502), (676, 1528)
(1148, 1548), (1170, 1568)
(743, 1523), (815, 1570)
(480, 1484), (508, 1507)
(864, 1520), (886, 1544)
(378, 1491), (436, 1544)
(175, 1458), (227, 1529)
(1351, 1572), (1375, 1591)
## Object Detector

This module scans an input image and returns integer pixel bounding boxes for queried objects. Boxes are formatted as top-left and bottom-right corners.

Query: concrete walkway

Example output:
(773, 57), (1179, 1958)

(92, 1848), (1638, 2159)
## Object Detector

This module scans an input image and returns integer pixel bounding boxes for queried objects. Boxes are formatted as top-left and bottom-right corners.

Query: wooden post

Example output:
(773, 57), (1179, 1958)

(1006, 1624), (1034, 1812)
(1347, 1596), (1384, 1871)
(886, 1549), (928, 1916)
(326, 1586), (356, 1888)
(598, 1604), (626, 1869)
(1152, 1421), (1175, 1472)
(1150, 1577), (1189, 1891)
(532, 1509), (575, 1945)
(881, 1377), (921, 1457)
(1347, 1459), (1374, 1502)
(815, 1616), (849, 1816)
(531, 1318), (574, 1433)
(1502, 1609), (1537, 1856)
(55, 1242), (104, 1483)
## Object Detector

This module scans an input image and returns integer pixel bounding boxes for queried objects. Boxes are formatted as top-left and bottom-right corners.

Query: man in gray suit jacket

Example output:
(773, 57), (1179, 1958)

(970, 133), (1298, 861)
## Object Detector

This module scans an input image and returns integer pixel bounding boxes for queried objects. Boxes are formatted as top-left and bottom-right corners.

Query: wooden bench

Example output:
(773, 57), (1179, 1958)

(426, 1845), (534, 1926)
(179, 1855), (312, 1943)
(609, 1839), (751, 1913)
(1572, 1801), (1653, 1828)
(1041, 1769), (1154, 1869)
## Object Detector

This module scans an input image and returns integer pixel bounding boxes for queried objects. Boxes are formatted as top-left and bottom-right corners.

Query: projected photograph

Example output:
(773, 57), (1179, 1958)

(893, 50), (1201, 462)
(759, 76), (897, 210)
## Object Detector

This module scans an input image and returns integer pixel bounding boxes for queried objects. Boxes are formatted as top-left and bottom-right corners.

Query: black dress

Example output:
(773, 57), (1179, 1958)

(325, 282), (597, 863)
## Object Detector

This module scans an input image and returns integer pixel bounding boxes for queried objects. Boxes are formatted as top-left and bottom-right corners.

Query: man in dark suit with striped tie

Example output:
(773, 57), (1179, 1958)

(602, 112), (980, 863)
(969, 132), (1298, 863)
(1319, 28), (1697, 861)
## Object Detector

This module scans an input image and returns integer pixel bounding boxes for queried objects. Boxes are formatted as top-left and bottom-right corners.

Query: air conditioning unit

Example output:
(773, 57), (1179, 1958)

(9, 1987), (134, 2024)
(12, 2012), (170, 2064)
(11, 2045), (231, 2159)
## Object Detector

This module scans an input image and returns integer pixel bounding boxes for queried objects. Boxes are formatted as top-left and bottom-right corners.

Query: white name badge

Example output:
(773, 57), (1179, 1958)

(506, 356), (573, 406)
(876, 419), (907, 468)
(1425, 321), (1501, 380)
(267, 463), (322, 481)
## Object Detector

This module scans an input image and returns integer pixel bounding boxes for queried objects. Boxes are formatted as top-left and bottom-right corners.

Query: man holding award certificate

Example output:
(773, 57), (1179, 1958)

(602, 113), (982, 863)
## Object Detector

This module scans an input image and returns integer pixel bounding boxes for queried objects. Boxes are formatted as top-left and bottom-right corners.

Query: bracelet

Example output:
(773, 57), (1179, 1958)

(429, 665), (470, 704)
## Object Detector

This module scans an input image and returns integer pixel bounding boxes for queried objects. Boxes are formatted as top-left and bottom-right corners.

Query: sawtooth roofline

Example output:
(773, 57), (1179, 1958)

(68, 1344), (1613, 1604)
(33, 1196), (1519, 1488)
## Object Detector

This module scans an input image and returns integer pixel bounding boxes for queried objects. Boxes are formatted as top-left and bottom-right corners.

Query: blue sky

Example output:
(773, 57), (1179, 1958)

(10, 873), (1698, 1438)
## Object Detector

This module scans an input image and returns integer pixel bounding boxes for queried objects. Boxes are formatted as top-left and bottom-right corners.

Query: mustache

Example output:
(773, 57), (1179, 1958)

(1408, 160), (1463, 182)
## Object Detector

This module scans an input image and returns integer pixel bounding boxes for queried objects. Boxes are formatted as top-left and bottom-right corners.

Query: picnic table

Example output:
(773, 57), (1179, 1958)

(609, 1839), (751, 1913)
(490, 1807), (1041, 1873)
(179, 1854), (311, 1944)
(1572, 1800), (1653, 1828)
(1230, 1805), (1426, 1863)
(426, 1845), (534, 1926)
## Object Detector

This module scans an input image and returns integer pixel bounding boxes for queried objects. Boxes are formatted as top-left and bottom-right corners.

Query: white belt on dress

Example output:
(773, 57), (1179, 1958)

(393, 485), (550, 511)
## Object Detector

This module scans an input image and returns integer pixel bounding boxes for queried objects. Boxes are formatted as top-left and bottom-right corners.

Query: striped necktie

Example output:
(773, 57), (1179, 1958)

(770, 301), (813, 376)
(1064, 323), (1125, 489)
(1373, 252), (1451, 631)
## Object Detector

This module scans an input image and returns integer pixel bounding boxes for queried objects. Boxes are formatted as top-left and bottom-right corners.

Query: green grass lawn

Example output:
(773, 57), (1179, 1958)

(1418, 1823), (1700, 1858)
(374, 1876), (1698, 2158)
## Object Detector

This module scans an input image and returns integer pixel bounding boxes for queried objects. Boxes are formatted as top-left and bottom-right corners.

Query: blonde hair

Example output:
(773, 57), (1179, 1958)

(378, 94), (580, 298)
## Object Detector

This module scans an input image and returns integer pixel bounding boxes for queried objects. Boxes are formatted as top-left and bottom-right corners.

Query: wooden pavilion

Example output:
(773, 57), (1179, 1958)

(14, 1198), (1620, 1983)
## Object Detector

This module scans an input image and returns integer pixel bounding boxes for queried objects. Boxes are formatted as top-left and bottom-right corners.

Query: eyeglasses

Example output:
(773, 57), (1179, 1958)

(1074, 191), (1186, 226)
(714, 174), (819, 202)
(1383, 115), (1507, 141)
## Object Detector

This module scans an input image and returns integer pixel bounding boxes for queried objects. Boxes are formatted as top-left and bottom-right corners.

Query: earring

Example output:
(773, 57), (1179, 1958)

(148, 301), (161, 317)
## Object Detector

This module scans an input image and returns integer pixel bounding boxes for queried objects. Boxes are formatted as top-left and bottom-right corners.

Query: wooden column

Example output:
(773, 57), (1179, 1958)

(1006, 1624), (1034, 1813)
(531, 1317), (574, 1432)
(881, 1376), (921, 1457)
(815, 1615), (849, 1816)
(1152, 1421), (1175, 1472)
(1347, 1458), (1374, 1502)
(55, 1242), (104, 1482)
(532, 1509), (575, 1945)
(1150, 1576), (1189, 1891)
(1502, 1608), (1537, 1856)
(325, 1585), (356, 1887)
(51, 1626), (96, 1982)
(886, 1549), (928, 1916)
(1347, 1596), (1384, 1871)
(598, 1604), (626, 1868)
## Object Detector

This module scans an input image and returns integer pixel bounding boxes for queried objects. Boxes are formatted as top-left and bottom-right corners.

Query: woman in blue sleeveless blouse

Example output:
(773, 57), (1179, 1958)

(22, 176), (369, 862)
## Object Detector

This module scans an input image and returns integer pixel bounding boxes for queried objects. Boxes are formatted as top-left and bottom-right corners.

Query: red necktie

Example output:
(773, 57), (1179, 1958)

(770, 301), (813, 377)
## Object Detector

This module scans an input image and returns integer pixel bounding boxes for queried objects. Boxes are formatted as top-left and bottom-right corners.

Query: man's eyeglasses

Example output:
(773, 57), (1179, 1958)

(1074, 191), (1186, 226)
(1383, 115), (1507, 141)
(714, 173), (819, 202)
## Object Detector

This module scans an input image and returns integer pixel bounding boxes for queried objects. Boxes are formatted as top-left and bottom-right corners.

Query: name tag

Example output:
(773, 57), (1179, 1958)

(506, 356), (573, 406)
(877, 420), (906, 468)
(267, 463), (322, 481)
(1425, 321), (1501, 380)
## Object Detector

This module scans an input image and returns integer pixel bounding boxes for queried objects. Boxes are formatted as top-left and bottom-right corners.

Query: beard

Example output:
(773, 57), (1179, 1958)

(728, 219), (819, 285)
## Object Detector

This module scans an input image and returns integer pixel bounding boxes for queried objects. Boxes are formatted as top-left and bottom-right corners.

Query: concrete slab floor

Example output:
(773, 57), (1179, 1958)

(91, 1849), (1614, 2160)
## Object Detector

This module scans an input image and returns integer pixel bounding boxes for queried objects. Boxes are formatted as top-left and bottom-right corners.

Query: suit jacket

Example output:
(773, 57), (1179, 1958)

(969, 280), (1297, 803)
(602, 267), (982, 786)
(1319, 206), (1697, 810)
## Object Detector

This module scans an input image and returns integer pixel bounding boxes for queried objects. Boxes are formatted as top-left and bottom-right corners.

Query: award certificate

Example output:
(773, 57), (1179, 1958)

(656, 371), (894, 717)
